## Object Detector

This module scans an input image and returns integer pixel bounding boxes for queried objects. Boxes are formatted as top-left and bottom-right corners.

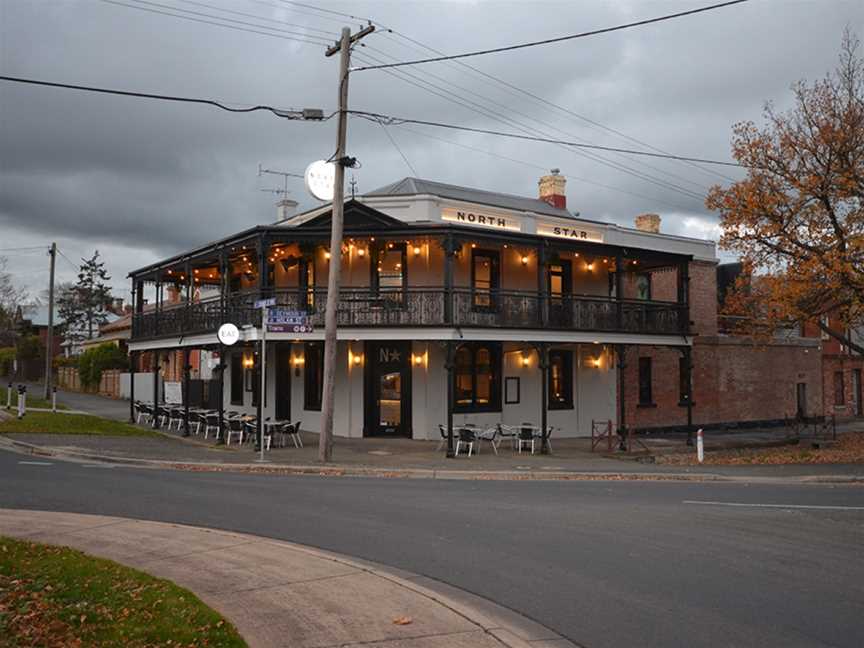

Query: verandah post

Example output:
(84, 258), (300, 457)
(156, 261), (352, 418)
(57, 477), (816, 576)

(129, 350), (136, 423)
(445, 340), (455, 458)
(539, 342), (549, 454)
(182, 347), (191, 437)
(152, 351), (160, 429)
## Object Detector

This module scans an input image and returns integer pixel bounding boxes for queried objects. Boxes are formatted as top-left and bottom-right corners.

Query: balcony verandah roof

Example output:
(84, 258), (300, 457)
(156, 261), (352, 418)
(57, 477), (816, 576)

(128, 199), (692, 283)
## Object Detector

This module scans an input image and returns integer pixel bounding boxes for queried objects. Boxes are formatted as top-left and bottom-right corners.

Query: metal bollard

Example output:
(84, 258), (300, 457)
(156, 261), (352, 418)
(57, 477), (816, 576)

(52, 386), (57, 413)
(17, 384), (26, 419)
(5, 382), (11, 410)
(696, 428), (704, 464)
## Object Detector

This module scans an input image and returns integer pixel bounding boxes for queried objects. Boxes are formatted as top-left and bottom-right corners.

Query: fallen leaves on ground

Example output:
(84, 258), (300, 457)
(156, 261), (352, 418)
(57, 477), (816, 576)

(658, 431), (864, 466)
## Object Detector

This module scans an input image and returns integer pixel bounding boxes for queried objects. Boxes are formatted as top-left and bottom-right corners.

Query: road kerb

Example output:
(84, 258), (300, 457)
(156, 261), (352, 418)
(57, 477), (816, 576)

(0, 509), (579, 648)
(1, 434), (862, 484)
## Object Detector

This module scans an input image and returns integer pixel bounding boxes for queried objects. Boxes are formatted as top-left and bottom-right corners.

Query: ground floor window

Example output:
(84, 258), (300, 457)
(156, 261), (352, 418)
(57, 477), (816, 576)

(454, 342), (501, 412)
(304, 343), (323, 411)
(230, 352), (243, 405)
(834, 371), (845, 406)
(548, 349), (573, 409)
(638, 357), (653, 406)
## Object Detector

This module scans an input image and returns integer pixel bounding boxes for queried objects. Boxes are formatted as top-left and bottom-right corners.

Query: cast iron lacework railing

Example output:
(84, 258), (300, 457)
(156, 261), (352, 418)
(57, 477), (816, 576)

(132, 287), (687, 339)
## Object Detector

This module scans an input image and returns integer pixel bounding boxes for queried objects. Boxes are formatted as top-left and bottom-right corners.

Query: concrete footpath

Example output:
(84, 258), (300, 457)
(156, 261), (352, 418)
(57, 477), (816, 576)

(0, 508), (574, 648)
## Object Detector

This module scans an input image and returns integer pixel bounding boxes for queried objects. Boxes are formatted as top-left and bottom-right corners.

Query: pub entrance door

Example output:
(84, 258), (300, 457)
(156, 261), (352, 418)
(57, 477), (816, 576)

(364, 341), (412, 437)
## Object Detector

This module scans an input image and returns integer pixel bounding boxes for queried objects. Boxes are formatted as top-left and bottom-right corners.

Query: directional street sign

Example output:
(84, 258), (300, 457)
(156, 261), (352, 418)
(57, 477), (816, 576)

(266, 308), (314, 333)
(254, 297), (276, 309)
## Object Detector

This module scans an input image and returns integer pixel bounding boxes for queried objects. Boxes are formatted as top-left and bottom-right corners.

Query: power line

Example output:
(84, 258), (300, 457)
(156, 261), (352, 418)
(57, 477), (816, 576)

(98, 0), (331, 47)
(377, 30), (736, 184)
(350, 109), (742, 168)
(173, 0), (338, 37)
(277, 0), (375, 24)
(378, 122), (418, 176)
(119, 0), (333, 42)
(351, 51), (706, 202)
(391, 123), (700, 213)
(361, 43), (712, 194)
(0, 75), (331, 120)
(352, 0), (749, 71)
(56, 250), (81, 272)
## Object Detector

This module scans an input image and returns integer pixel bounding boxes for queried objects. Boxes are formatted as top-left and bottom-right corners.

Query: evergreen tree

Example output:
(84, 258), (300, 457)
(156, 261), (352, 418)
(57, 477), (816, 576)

(58, 251), (113, 347)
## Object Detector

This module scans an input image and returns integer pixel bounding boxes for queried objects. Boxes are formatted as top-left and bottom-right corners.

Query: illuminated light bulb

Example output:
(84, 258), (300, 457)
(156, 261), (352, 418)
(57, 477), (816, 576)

(168, 270), (173, 275)
(593, 357), (602, 368)
(521, 255), (529, 265)
(353, 353), (362, 365)
(574, 252), (579, 257)
(413, 246), (421, 255)
(324, 251), (331, 260)
(471, 243), (477, 249)
(522, 355), (530, 367)
(357, 248), (366, 257)
(388, 242), (394, 249)
(587, 263), (594, 271)
(603, 258), (608, 264)
(413, 354), (423, 366)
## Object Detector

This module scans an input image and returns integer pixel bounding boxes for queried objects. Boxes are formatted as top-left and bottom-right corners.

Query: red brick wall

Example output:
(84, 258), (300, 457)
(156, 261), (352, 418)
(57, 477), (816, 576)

(822, 356), (864, 419)
(624, 336), (822, 431)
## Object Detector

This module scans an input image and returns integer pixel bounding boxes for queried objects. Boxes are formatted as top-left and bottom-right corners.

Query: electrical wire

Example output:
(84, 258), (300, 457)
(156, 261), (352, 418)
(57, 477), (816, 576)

(173, 0), (338, 37)
(378, 122), (418, 176)
(98, 0), (331, 47)
(352, 0), (749, 70)
(0, 75), (333, 120)
(377, 30), (736, 184)
(56, 250), (81, 272)
(350, 110), (742, 168)
(351, 51), (707, 202)
(277, 0), (375, 24)
(390, 123), (699, 212)
(361, 43), (712, 194)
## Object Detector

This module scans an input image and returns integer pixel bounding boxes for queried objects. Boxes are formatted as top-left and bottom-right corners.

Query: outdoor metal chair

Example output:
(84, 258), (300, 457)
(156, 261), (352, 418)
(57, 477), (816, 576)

(134, 401), (152, 425)
(497, 424), (517, 450)
(204, 411), (220, 439)
(518, 424), (536, 454)
(436, 424), (448, 450)
(455, 427), (477, 457)
(287, 420), (303, 448)
(225, 416), (244, 446)
(477, 425), (500, 455)
(190, 411), (205, 435)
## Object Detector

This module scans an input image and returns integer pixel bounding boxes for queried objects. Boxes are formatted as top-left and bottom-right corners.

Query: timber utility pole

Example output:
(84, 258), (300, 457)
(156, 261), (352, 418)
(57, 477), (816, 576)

(43, 242), (57, 400)
(318, 23), (374, 463)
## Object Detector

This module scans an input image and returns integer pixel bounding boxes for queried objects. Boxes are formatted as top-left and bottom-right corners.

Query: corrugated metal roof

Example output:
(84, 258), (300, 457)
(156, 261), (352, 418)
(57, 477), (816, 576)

(364, 177), (574, 219)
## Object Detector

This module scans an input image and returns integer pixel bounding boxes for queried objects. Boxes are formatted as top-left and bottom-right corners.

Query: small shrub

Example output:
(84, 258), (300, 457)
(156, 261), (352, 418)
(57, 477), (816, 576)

(78, 343), (128, 389)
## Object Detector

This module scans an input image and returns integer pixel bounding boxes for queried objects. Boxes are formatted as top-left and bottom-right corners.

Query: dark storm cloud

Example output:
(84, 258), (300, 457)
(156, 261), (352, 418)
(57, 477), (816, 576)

(1, 0), (863, 296)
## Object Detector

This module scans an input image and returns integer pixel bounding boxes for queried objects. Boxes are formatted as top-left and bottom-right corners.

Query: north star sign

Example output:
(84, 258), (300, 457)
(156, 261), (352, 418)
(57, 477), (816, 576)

(441, 207), (521, 232)
(537, 222), (604, 243)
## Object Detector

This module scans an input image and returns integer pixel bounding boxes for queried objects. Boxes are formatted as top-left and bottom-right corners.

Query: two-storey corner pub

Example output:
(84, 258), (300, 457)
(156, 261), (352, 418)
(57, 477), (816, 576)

(127, 170), (715, 446)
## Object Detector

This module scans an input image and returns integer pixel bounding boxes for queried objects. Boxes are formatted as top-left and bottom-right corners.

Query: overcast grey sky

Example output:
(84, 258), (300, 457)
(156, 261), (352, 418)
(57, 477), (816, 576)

(1, 0), (862, 299)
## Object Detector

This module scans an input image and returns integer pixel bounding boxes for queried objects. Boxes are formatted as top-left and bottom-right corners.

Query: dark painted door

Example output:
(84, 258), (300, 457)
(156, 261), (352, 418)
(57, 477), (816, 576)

(853, 369), (862, 417)
(365, 341), (412, 437)
(275, 345), (291, 421)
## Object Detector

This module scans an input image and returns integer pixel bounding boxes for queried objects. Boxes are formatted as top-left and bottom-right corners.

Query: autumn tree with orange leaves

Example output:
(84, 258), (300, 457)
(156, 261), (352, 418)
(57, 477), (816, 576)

(707, 30), (864, 353)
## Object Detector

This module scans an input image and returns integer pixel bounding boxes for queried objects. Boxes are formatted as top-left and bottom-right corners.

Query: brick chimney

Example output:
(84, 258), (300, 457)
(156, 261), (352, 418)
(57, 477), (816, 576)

(538, 169), (566, 209)
(635, 213), (661, 233)
(277, 198), (299, 221)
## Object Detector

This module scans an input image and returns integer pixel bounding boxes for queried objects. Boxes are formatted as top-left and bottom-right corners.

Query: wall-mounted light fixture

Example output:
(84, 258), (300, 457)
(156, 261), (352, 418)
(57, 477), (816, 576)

(348, 349), (363, 368)
(592, 356), (602, 369)
(521, 255), (529, 266)
(521, 354), (531, 368)
(357, 248), (366, 257)
(586, 262), (595, 271)
(242, 351), (254, 369)
(293, 355), (304, 377)
(413, 245), (421, 256)
(324, 250), (331, 260)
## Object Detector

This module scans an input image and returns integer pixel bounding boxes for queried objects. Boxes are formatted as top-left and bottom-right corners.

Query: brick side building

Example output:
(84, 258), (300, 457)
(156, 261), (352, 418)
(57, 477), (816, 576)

(621, 217), (823, 433)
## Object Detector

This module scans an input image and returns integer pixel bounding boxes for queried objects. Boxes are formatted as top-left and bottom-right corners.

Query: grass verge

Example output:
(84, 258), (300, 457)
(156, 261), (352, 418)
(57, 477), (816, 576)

(0, 536), (246, 647)
(0, 411), (155, 437)
(659, 431), (864, 465)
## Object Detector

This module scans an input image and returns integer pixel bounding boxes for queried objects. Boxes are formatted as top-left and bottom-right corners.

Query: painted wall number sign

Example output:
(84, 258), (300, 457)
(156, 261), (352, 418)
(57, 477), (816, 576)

(441, 207), (521, 232)
(537, 222), (604, 243)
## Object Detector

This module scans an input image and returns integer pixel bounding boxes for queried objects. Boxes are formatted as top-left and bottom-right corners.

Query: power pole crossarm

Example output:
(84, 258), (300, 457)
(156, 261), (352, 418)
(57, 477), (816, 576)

(318, 23), (374, 463)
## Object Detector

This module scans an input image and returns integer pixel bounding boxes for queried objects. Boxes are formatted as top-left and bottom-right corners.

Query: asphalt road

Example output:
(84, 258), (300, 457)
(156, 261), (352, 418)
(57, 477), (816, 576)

(1, 450), (862, 648)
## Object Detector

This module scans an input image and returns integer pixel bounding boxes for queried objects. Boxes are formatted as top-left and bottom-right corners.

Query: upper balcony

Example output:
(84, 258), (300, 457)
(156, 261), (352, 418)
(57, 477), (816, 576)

(129, 201), (695, 343)
(131, 287), (688, 339)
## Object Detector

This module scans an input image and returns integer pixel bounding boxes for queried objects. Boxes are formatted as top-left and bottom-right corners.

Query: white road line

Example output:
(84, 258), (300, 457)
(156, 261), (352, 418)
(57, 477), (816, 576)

(683, 500), (864, 511)
(18, 461), (53, 466)
(82, 464), (116, 469)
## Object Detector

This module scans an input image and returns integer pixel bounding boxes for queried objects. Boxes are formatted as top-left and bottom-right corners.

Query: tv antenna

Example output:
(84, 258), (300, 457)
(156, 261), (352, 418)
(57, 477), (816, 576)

(257, 163), (303, 197)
